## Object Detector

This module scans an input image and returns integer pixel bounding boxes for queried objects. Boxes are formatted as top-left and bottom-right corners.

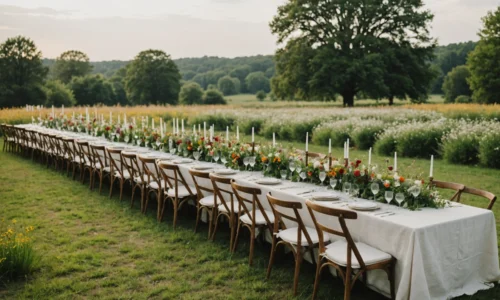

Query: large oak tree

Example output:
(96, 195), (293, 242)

(270, 0), (435, 106)
(53, 50), (92, 84)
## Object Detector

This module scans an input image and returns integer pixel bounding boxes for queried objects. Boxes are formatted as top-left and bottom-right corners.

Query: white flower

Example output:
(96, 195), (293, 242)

(314, 161), (321, 169)
(414, 180), (422, 186)
(393, 174), (400, 181)
(377, 174), (382, 180)
(384, 180), (390, 186)
(323, 163), (330, 171)
(332, 160), (341, 166)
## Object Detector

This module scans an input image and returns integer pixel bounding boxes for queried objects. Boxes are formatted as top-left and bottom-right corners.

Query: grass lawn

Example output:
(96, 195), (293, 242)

(1, 139), (499, 299)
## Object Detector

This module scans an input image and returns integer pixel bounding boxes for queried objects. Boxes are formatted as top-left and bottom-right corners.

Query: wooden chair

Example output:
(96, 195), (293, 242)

(431, 180), (465, 202)
(157, 162), (197, 228)
(76, 140), (93, 187)
(107, 147), (132, 201)
(462, 186), (496, 210)
(305, 200), (395, 300)
(210, 174), (240, 249)
(231, 182), (274, 266)
(90, 144), (111, 194)
(121, 151), (147, 211)
(138, 155), (164, 220)
(266, 193), (327, 296)
(1, 124), (13, 152)
(189, 170), (216, 237)
(61, 137), (79, 178)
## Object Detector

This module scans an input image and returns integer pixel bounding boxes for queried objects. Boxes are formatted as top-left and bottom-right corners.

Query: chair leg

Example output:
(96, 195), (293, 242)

(389, 262), (395, 300)
(312, 260), (323, 300)
(131, 185), (137, 208)
(344, 266), (352, 300)
(119, 180), (124, 202)
(266, 236), (278, 279)
(172, 199), (178, 229)
(211, 214), (221, 241)
(249, 228), (255, 266)
(232, 221), (241, 253)
(98, 172), (104, 195)
(194, 205), (201, 233)
(293, 246), (303, 296)
(109, 176), (115, 199)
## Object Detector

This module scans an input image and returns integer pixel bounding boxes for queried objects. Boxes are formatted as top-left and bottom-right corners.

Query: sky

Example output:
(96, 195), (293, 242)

(0, 0), (499, 61)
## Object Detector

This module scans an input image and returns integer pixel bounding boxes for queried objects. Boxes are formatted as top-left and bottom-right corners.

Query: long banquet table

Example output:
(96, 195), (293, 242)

(18, 124), (500, 300)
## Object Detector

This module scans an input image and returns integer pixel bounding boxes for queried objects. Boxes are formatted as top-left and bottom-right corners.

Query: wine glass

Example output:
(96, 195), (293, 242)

(249, 156), (256, 170)
(330, 178), (337, 190)
(156, 139), (161, 149)
(385, 191), (394, 205)
(183, 150), (188, 158)
(193, 151), (200, 161)
(299, 172), (307, 182)
(243, 157), (250, 170)
(370, 183), (380, 201)
(170, 147), (176, 155)
(410, 185), (421, 199)
(124, 135), (130, 143)
(280, 170), (287, 180)
(350, 184), (359, 198)
(289, 161), (296, 175)
(221, 156), (228, 168)
(213, 151), (220, 163)
(319, 171), (326, 185)
(395, 193), (405, 208)
(343, 182), (352, 196)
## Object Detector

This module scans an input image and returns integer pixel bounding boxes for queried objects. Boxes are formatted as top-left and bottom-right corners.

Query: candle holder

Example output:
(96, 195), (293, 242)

(328, 153), (332, 169)
(251, 142), (255, 155)
(305, 151), (309, 167)
(344, 158), (349, 168)
(429, 176), (434, 187)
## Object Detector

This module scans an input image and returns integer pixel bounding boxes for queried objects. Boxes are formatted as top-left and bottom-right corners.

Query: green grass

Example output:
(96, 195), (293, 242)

(0, 139), (499, 299)
(225, 94), (444, 107)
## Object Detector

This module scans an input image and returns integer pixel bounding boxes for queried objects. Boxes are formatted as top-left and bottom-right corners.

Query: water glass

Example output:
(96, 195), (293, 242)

(330, 179), (337, 190)
(319, 171), (326, 185)
(343, 182), (352, 196)
(289, 161), (296, 174)
(395, 193), (405, 208)
(280, 170), (287, 180)
(299, 172), (307, 181)
(410, 185), (421, 199)
(249, 156), (256, 170)
(221, 156), (228, 167)
(385, 191), (394, 205)
(213, 151), (220, 163)
(370, 183), (380, 201)
(193, 151), (200, 161)
(243, 157), (250, 170)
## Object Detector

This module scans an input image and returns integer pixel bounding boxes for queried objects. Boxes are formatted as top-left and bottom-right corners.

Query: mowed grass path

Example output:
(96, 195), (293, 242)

(0, 139), (499, 299)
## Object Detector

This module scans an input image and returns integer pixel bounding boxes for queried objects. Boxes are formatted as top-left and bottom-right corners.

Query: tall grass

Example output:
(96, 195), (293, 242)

(0, 220), (37, 281)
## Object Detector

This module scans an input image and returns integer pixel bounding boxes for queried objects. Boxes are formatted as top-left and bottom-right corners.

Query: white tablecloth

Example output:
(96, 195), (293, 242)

(20, 125), (500, 300)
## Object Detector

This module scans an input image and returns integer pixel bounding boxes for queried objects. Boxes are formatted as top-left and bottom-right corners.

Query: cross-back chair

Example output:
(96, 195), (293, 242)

(107, 147), (131, 201)
(431, 180), (465, 202)
(157, 162), (197, 228)
(61, 137), (78, 178)
(138, 155), (164, 220)
(266, 193), (327, 296)
(189, 170), (216, 237)
(305, 200), (395, 300)
(462, 186), (496, 210)
(231, 182), (274, 266)
(209, 174), (240, 249)
(76, 140), (93, 187)
(121, 151), (147, 211)
(90, 144), (111, 194)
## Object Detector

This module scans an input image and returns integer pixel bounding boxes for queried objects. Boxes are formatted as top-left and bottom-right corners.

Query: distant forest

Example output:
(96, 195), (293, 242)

(41, 41), (477, 95)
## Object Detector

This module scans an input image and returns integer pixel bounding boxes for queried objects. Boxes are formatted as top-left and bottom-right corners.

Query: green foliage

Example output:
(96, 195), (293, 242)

(237, 118), (265, 135)
(468, 7), (500, 104)
(179, 82), (203, 105)
(230, 65), (252, 93)
(351, 125), (385, 150)
(245, 72), (270, 94)
(182, 70), (197, 81)
(70, 75), (115, 106)
(125, 49), (181, 105)
(44, 80), (76, 107)
(396, 128), (445, 158)
(109, 67), (129, 105)
(203, 89), (226, 105)
(270, 0), (435, 106)
(0, 221), (37, 281)
(455, 95), (471, 103)
(479, 133), (500, 168)
(256, 90), (266, 101)
(374, 135), (397, 156)
(217, 76), (240, 95)
(443, 136), (480, 165)
(191, 114), (236, 131)
(442, 66), (471, 103)
(52, 50), (92, 84)
(0, 36), (48, 108)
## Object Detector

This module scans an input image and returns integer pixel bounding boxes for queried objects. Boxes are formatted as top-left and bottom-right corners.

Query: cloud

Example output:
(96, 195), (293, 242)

(0, 5), (71, 17)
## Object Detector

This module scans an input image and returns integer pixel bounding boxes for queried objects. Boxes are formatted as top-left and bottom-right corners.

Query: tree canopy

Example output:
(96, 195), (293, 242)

(125, 49), (181, 105)
(44, 80), (76, 107)
(52, 50), (92, 84)
(245, 72), (270, 94)
(0, 36), (48, 108)
(70, 74), (115, 106)
(218, 76), (240, 95)
(270, 0), (435, 106)
(442, 66), (471, 103)
(468, 7), (500, 104)
(179, 82), (204, 105)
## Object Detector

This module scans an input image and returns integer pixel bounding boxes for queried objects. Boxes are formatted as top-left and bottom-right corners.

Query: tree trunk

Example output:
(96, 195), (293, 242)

(388, 96), (394, 106)
(342, 92), (355, 107)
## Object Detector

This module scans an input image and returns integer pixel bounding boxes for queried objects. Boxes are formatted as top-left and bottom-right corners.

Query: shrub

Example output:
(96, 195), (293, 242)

(312, 119), (354, 147)
(237, 118), (265, 135)
(203, 89), (226, 105)
(0, 220), (37, 281)
(374, 134), (397, 156)
(479, 132), (500, 168)
(350, 121), (385, 150)
(179, 82), (203, 105)
(191, 114), (236, 131)
(455, 95), (471, 103)
(44, 80), (76, 107)
(256, 90), (267, 101)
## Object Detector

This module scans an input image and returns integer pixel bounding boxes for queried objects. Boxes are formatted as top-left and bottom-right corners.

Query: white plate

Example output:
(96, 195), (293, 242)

(173, 159), (193, 164)
(191, 165), (213, 171)
(255, 178), (281, 185)
(348, 202), (379, 211)
(214, 169), (239, 175)
(311, 192), (340, 201)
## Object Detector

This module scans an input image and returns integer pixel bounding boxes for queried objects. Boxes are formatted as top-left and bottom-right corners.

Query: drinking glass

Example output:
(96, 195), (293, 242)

(170, 147), (176, 155)
(221, 156), (228, 168)
(243, 157), (250, 170)
(384, 191), (394, 205)
(289, 161), (296, 174)
(319, 171), (326, 185)
(299, 172), (307, 181)
(395, 193), (405, 208)
(343, 182), (352, 196)
(183, 150), (188, 158)
(193, 151), (200, 161)
(370, 183), (380, 201)
(330, 179), (338, 190)
(124, 135), (130, 143)
(249, 156), (256, 170)
(213, 151), (220, 163)
(136, 139), (141, 146)
(350, 184), (359, 198)
(280, 170), (287, 180)
(156, 140), (161, 149)
(410, 185), (421, 199)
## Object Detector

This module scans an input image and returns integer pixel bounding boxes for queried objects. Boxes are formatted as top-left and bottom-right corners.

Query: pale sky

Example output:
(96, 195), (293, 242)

(0, 0), (498, 61)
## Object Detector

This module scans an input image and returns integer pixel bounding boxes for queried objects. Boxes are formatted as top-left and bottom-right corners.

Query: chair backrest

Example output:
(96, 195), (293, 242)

(267, 193), (314, 247)
(76, 141), (92, 166)
(210, 174), (237, 214)
(107, 148), (124, 177)
(231, 182), (272, 230)
(62, 138), (76, 161)
(56, 136), (67, 157)
(431, 180), (465, 202)
(47, 134), (59, 154)
(157, 162), (195, 198)
(462, 186), (496, 210)
(138, 155), (161, 187)
(189, 170), (215, 203)
(121, 151), (142, 180)
(305, 200), (366, 269)
(90, 144), (108, 169)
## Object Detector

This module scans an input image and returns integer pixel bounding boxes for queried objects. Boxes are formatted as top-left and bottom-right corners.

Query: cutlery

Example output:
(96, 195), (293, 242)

(373, 211), (391, 216)
(380, 213), (396, 217)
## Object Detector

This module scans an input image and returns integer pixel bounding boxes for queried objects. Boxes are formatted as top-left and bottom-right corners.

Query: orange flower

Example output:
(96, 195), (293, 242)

(261, 156), (268, 163)
(399, 176), (405, 183)
(187, 145), (193, 151)
(328, 170), (336, 177)
(231, 153), (237, 159)
(383, 182), (390, 188)
(273, 157), (281, 163)
(307, 171), (313, 177)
